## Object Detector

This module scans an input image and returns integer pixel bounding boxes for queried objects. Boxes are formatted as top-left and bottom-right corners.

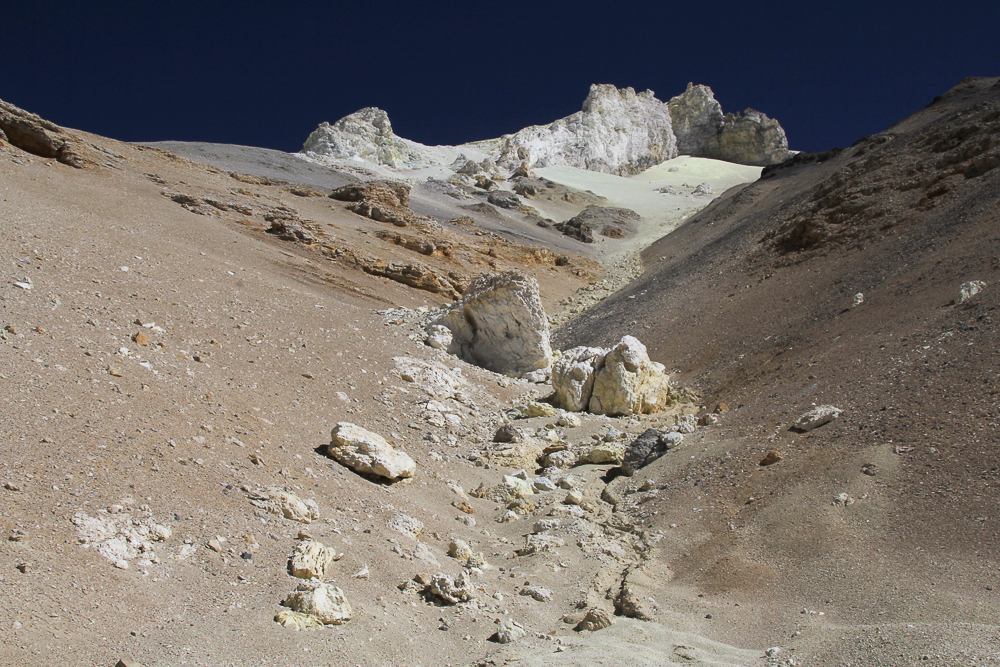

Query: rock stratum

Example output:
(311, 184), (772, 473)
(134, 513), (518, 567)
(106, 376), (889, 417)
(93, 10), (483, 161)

(301, 83), (791, 175)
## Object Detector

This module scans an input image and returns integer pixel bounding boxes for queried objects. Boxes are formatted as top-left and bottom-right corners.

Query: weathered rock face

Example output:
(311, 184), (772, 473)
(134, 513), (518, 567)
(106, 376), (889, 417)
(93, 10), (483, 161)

(589, 336), (671, 416)
(302, 107), (425, 169)
(329, 180), (424, 227)
(667, 83), (725, 157)
(493, 84), (678, 176)
(555, 205), (641, 243)
(0, 97), (94, 168)
(430, 271), (553, 379)
(706, 109), (791, 166)
(327, 422), (416, 480)
(551, 346), (607, 412)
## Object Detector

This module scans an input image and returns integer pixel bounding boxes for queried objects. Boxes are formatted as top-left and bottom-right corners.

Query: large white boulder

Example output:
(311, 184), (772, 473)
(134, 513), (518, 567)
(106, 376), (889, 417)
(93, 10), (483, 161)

(281, 580), (352, 625)
(551, 346), (608, 412)
(328, 422), (416, 480)
(429, 271), (553, 378)
(588, 336), (671, 416)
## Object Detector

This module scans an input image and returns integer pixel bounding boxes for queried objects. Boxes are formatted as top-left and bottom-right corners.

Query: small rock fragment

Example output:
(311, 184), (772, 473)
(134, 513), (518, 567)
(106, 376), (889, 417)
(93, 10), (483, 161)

(574, 607), (613, 632)
(495, 618), (527, 643)
(760, 450), (783, 466)
(792, 405), (842, 432)
(281, 580), (352, 625)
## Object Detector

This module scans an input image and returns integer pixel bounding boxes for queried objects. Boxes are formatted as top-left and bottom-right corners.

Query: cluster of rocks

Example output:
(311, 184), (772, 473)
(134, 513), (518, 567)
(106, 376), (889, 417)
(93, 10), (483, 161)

(299, 83), (792, 178)
(276, 538), (352, 630)
(328, 180), (427, 227)
(552, 336), (671, 416)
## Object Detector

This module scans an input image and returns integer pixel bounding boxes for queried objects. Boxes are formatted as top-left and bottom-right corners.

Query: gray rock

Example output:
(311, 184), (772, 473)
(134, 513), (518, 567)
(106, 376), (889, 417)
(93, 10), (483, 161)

(955, 280), (986, 305)
(487, 190), (522, 210)
(667, 83), (725, 156)
(555, 205), (640, 243)
(706, 108), (791, 166)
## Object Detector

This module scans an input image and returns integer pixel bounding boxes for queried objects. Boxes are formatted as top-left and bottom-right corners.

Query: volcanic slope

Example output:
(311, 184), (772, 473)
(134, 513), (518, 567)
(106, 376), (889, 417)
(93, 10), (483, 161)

(555, 76), (1000, 665)
(1, 101), (765, 667)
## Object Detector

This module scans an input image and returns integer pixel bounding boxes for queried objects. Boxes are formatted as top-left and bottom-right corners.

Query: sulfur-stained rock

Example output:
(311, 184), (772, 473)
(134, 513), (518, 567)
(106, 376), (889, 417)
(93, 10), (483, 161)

(289, 540), (341, 580)
(281, 580), (352, 625)
(274, 609), (325, 631)
(579, 441), (626, 465)
(328, 422), (416, 480)
(588, 336), (670, 416)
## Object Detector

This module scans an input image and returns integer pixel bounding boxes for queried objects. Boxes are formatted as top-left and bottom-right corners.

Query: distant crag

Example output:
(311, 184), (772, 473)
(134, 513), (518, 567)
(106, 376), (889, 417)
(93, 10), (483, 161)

(299, 84), (793, 175)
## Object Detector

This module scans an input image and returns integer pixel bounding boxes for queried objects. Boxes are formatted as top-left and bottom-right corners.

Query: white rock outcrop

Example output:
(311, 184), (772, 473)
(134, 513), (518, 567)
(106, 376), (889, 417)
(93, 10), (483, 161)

(328, 422), (416, 480)
(494, 84), (677, 176)
(301, 83), (792, 175)
(429, 271), (553, 378)
(301, 107), (432, 169)
(588, 336), (671, 416)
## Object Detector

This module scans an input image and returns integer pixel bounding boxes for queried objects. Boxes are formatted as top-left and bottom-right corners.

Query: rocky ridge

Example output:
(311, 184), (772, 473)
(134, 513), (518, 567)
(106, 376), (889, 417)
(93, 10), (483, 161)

(300, 83), (791, 177)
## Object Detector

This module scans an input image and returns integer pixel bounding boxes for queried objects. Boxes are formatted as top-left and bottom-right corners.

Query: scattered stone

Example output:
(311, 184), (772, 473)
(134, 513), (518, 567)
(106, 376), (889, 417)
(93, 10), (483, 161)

(955, 280), (986, 305)
(393, 356), (467, 400)
(425, 324), (453, 350)
(247, 488), (320, 524)
(388, 513), (425, 540)
(328, 422), (416, 481)
(574, 607), (613, 632)
(852, 292), (865, 308)
(621, 429), (683, 475)
(428, 271), (553, 379)
(495, 618), (527, 643)
(861, 463), (878, 477)
(493, 423), (523, 443)
(520, 586), (552, 602)
(565, 489), (584, 505)
(281, 580), (352, 625)
(289, 540), (341, 580)
(699, 413), (720, 426)
(72, 510), (172, 567)
(132, 332), (151, 346)
(532, 477), (558, 492)
(833, 493), (855, 506)
(274, 609), (325, 631)
(207, 539), (223, 553)
(428, 571), (476, 604)
(556, 413), (582, 428)
(579, 441), (625, 465)
(760, 450), (783, 466)
(792, 405), (843, 432)
(510, 402), (558, 419)
(518, 533), (566, 556)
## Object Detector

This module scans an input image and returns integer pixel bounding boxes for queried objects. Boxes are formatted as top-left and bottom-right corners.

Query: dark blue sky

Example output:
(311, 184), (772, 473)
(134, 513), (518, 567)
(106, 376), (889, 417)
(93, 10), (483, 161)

(4, 1), (997, 154)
